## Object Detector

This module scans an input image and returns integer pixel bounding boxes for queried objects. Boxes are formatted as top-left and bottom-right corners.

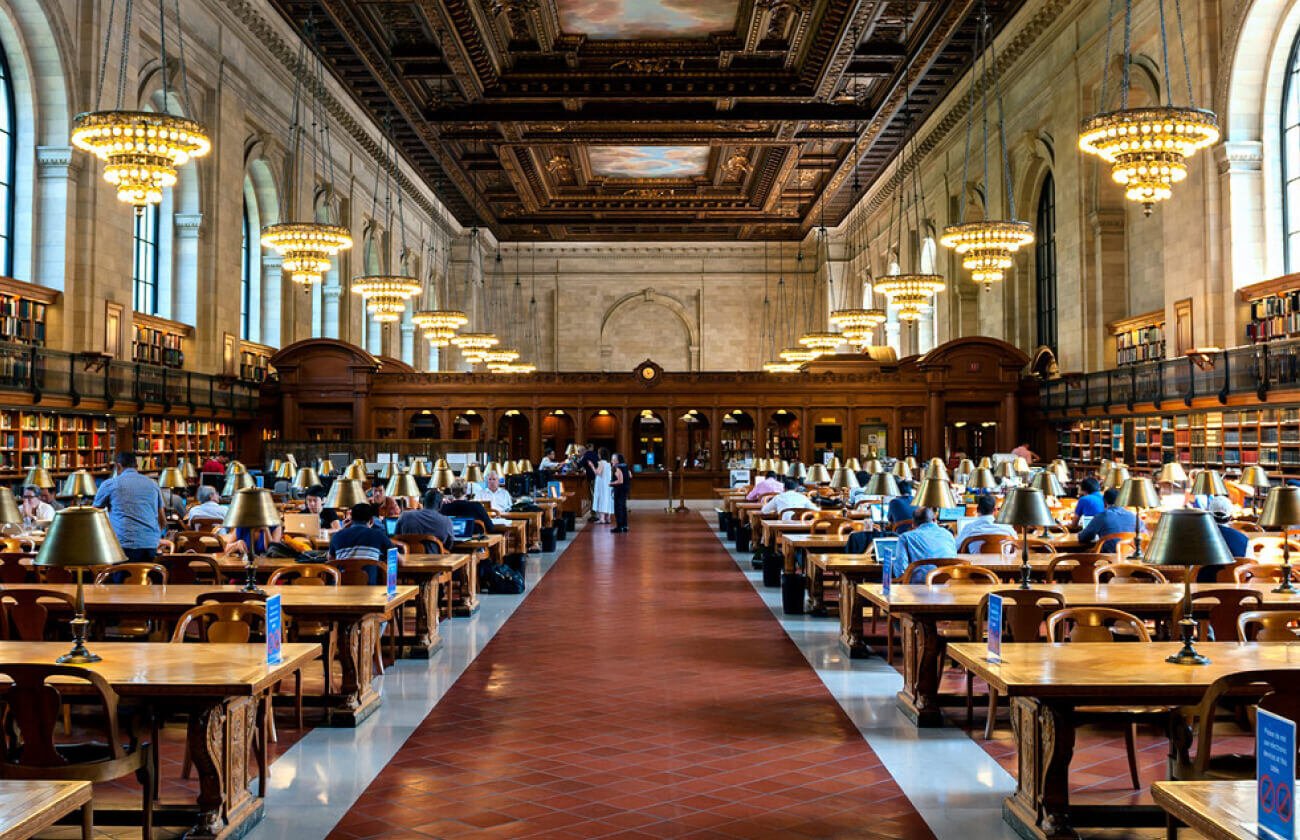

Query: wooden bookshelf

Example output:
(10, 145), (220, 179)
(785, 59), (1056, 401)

(131, 313), (190, 369)
(133, 417), (235, 471)
(238, 340), (274, 383)
(0, 277), (60, 348)
(0, 409), (115, 476)
(1109, 309), (1166, 367)
(1239, 274), (1300, 344)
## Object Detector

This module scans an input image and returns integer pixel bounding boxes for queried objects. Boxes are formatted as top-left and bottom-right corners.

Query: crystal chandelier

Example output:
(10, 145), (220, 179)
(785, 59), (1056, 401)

(353, 121), (420, 321)
(479, 347), (520, 366)
(71, 1), (209, 211)
(451, 332), (499, 363)
(829, 307), (887, 345)
(413, 309), (468, 347)
(779, 346), (819, 364)
(489, 362), (537, 374)
(1078, 0), (1219, 215)
(763, 361), (801, 373)
(261, 18), (352, 287)
(874, 275), (945, 321)
(798, 331), (845, 354)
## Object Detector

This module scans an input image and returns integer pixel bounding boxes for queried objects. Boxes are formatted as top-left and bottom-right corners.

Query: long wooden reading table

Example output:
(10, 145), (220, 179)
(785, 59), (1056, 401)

(0, 780), (92, 840)
(1150, 781), (1258, 840)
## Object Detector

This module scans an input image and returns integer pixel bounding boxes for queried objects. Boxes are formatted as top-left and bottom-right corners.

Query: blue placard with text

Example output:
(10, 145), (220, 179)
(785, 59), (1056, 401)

(986, 594), (1003, 662)
(547, 481), (563, 498)
(387, 548), (398, 600)
(266, 594), (283, 665)
(873, 537), (897, 596)
(1259, 708), (1296, 840)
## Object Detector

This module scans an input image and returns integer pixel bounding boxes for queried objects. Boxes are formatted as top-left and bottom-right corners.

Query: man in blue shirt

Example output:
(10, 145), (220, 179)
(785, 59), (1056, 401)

(1071, 477), (1104, 526)
(92, 452), (165, 562)
(1207, 495), (1249, 558)
(887, 480), (916, 526)
(1077, 489), (1142, 553)
(891, 508), (957, 583)
(329, 503), (394, 584)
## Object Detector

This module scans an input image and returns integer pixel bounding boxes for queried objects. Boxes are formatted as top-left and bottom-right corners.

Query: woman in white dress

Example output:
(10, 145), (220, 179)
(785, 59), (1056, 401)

(592, 447), (615, 524)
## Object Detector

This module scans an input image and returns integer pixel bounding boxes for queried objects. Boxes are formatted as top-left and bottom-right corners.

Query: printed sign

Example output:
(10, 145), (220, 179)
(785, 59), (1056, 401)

(387, 547), (398, 600)
(873, 537), (898, 596)
(1259, 708), (1296, 840)
(547, 481), (563, 498)
(986, 594), (1004, 663)
(266, 593), (283, 666)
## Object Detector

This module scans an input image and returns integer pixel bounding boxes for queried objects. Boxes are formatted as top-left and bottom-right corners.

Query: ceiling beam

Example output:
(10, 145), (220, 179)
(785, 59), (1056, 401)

(424, 102), (877, 123)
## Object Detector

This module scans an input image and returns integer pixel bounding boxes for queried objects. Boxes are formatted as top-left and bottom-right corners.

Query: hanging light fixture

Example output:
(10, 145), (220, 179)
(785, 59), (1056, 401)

(452, 332), (499, 363)
(940, 2), (1032, 288)
(450, 229), (501, 364)
(260, 17), (352, 287)
(413, 237), (468, 347)
(763, 361), (802, 373)
(72, 0), (210, 212)
(830, 211), (886, 345)
(353, 118), (421, 322)
(796, 140), (847, 359)
(1078, 0), (1219, 215)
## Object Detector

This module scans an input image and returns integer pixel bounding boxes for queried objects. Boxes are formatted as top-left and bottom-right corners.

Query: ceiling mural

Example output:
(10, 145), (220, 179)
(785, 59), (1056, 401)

(267, 0), (1026, 240)
(555, 0), (741, 39)
(587, 146), (710, 179)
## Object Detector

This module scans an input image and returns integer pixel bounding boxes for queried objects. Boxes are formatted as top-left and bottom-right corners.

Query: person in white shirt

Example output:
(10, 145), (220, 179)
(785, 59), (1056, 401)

(538, 449), (560, 470)
(760, 486), (820, 518)
(186, 485), (228, 523)
(955, 495), (1016, 547)
(19, 486), (55, 522)
(482, 472), (514, 514)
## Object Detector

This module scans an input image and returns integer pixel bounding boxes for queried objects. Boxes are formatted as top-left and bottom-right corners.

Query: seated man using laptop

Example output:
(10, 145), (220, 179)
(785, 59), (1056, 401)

(396, 489), (456, 552)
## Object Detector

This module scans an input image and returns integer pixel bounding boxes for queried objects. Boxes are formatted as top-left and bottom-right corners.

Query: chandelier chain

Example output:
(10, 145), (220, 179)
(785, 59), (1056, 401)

(1158, 0), (1173, 107)
(117, 0), (135, 111)
(171, 0), (196, 116)
(1121, 0), (1132, 110)
(95, 0), (118, 112)
(1173, 0), (1195, 107)
(990, 5), (1016, 220)
(1100, 0), (1117, 113)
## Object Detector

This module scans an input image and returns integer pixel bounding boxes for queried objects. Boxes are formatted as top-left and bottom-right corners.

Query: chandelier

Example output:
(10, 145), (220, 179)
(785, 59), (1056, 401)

(352, 276), (422, 322)
(940, 221), (1033, 286)
(413, 309), (468, 347)
(72, 2), (209, 211)
(763, 361), (801, 373)
(874, 275), (946, 321)
(479, 347), (520, 366)
(798, 331), (844, 356)
(829, 308), (887, 346)
(261, 223), (353, 287)
(489, 362), (537, 374)
(1078, 0), (1219, 215)
(452, 332), (499, 363)
(779, 346), (819, 364)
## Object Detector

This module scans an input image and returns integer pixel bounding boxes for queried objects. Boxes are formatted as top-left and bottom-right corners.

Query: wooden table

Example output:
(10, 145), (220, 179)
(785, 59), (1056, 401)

(0, 780), (92, 840)
(460, 532), (507, 566)
(1151, 781), (1259, 840)
(778, 532), (850, 573)
(501, 511), (543, 551)
(0, 584), (414, 727)
(0, 642), (317, 840)
(858, 582), (1300, 727)
(948, 642), (1300, 840)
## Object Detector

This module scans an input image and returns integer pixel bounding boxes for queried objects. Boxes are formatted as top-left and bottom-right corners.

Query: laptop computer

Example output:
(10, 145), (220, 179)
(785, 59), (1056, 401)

(451, 517), (475, 540)
(938, 506), (964, 522)
(1078, 515), (1094, 530)
(872, 537), (899, 569)
(281, 512), (321, 536)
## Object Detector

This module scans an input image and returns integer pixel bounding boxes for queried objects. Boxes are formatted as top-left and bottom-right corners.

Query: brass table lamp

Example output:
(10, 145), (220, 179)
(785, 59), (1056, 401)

(324, 478), (367, 511)
(32, 507), (126, 663)
(995, 461), (1018, 483)
(891, 461), (912, 481)
(464, 463), (484, 484)
(518, 459), (535, 473)
(62, 470), (98, 505)
(431, 467), (457, 490)
(1241, 465), (1272, 516)
(222, 471), (254, 498)
(377, 462), (398, 481)
(157, 466), (184, 514)
(905, 457), (918, 470)
(24, 467), (54, 490)
(996, 487), (1057, 589)
(386, 471), (420, 503)
(483, 461), (502, 479)
(1012, 456), (1031, 475)
(862, 459), (882, 475)
(1145, 509), (1235, 664)
(1158, 461), (1187, 487)
(913, 478), (957, 510)
(275, 461), (296, 481)
(0, 487), (22, 527)
(956, 458), (975, 478)
(864, 473), (900, 497)
(806, 463), (831, 486)
(317, 458), (336, 477)
(790, 463), (808, 481)
(1101, 465), (1131, 491)
(1190, 469), (1227, 498)
(828, 457), (842, 471)
(845, 458), (862, 473)
(227, 460), (247, 475)
(180, 459), (198, 482)
(223, 488), (282, 593)
(410, 458), (431, 478)
(269, 459), (282, 475)
(1116, 477), (1160, 559)
(293, 467), (321, 492)
(829, 467), (859, 492)
(1028, 471), (1064, 501)
(967, 467), (998, 493)
(923, 460), (949, 481)
(343, 461), (368, 481)
(977, 456), (993, 470)
(1049, 460), (1071, 483)
(502, 461), (518, 477)
(1258, 486), (1300, 594)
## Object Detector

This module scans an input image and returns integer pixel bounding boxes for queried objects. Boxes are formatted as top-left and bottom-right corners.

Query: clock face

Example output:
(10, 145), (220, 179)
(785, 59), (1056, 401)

(641, 366), (657, 380)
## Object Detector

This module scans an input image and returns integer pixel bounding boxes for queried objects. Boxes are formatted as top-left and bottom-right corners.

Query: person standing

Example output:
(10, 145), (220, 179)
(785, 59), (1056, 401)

(610, 452), (630, 533)
(592, 447), (614, 525)
(578, 443), (600, 522)
(92, 452), (166, 562)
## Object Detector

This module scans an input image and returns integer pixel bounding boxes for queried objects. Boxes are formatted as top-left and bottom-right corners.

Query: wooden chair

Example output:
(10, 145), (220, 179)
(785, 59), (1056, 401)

(188, 517), (224, 534)
(267, 564), (340, 587)
(1023, 538), (1059, 555)
(809, 518), (847, 535)
(892, 520), (914, 534)
(389, 533), (447, 556)
(174, 531), (222, 554)
(926, 565), (999, 585)
(1096, 531), (1137, 557)
(1233, 562), (1300, 584)
(94, 563), (167, 640)
(1237, 610), (1300, 642)
(1046, 553), (1110, 583)
(154, 553), (221, 585)
(1095, 562), (1167, 584)
(957, 533), (1016, 555)
(0, 589), (76, 641)
(1170, 669), (1300, 782)
(1176, 589), (1264, 642)
(1248, 537), (1300, 562)
(267, 564), (339, 707)
(1214, 558), (1258, 582)
(0, 552), (31, 584)
(791, 509), (818, 522)
(0, 664), (153, 839)
(1045, 607), (1163, 789)
(1228, 521), (1264, 534)
(971, 589), (1066, 739)
(836, 521), (865, 536)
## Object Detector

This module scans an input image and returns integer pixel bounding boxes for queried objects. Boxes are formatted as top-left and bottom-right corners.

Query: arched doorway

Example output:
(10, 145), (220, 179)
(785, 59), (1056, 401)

(408, 411), (441, 439)
(720, 410), (755, 466)
(585, 409), (618, 455)
(542, 410), (575, 457)
(496, 410), (529, 460)
(632, 410), (665, 470)
(767, 410), (800, 462)
(675, 409), (710, 469)
(452, 412), (483, 444)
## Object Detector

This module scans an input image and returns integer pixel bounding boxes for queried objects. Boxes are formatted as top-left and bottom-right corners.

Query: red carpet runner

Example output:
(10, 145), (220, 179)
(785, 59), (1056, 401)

(329, 512), (933, 839)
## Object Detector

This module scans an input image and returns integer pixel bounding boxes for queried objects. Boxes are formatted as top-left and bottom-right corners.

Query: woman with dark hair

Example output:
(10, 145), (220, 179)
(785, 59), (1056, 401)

(610, 452), (630, 533)
(593, 447), (614, 525)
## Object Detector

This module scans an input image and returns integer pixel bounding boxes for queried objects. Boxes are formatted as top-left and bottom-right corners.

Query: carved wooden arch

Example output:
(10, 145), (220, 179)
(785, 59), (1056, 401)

(598, 288), (700, 372)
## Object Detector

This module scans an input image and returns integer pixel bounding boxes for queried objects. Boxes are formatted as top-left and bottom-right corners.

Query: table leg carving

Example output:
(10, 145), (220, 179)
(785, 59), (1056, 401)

(407, 576), (441, 657)
(454, 552), (482, 616)
(331, 614), (381, 725)
(837, 575), (867, 657)
(186, 701), (226, 839)
(808, 563), (826, 615)
(897, 615), (945, 726)
(1006, 697), (1078, 840)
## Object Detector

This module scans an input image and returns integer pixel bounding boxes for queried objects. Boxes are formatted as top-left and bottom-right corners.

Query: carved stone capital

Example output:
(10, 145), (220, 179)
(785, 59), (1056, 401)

(36, 145), (77, 177)
(1215, 140), (1263, 175)
(175, 213), (204, 236)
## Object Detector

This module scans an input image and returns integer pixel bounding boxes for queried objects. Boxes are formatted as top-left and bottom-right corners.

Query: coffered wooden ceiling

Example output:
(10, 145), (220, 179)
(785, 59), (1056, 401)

(268, 0), (1025, 240)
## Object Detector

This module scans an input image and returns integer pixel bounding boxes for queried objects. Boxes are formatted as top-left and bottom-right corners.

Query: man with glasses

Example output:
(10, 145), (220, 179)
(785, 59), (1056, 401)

(20, 486), (55, 523)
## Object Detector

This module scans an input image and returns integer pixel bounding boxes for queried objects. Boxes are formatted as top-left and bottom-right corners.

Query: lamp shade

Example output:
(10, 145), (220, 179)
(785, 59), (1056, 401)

(275, 461), (296, 480)
(845, 458), (862, 472)
(292, 467), (321, 490)
(483, 461), (502, 479)
(181, 460), (198, 481)
(957, 458), (975, 475)
(502, 461), (518, 477)
(464, 463), (484, 484)
(1102, 466), (1131, 490)
(431, 467), (457, 490)
(1258, 486), (1300, 530)
(1116, 477), (1160, 509)
(864, 473), (900, 496)
(829, 468), (859, 491)
(377, 462), (398, 481)
(221, 472), (254, 497)
(977, 456), (993, 470)
(1190, 470), (1227, 497)
(806, 464), (831, 485)
(1158, 462), (1188, 484)
(1012, 456), (1031, 474)
(967, 468), (998, 490)
(923, 461), (949, 481)
(155, 467), (185, 490)
(755, 458), (770, 473)
(1144, 508), (1235, 568)
(1241, 465), (1272, 490)
(227, 460), (247, 475)
(995, 487), (1056, 528)
(863, 459), (883, 475)
(324, 478), (368, 510)
(23, 467), (54, 490)
(269, 459), (282, 475)
(317, 459), (336, 477)
(1049, 460), (1071, 482)
(343, 462), (368, 481)
(778, 460), (790, 476)
(434, 458), (450, 471)
(518, 459), (535, 473)
(828, 457), (842, 471)
(386, 472), (420, 499)
(222, 488), (282, 530)
(0, 487), (22, 525)
(1028, 472), (1064, 498)
(33, 506), (126, 569)
(912, 478), (957, 509)
(995, 461), (1018, 480)
(791, 463), (808, 480)
(891, 461), (912, 480)
(410, 459), (431, 478)
(905, 457), (918, 470)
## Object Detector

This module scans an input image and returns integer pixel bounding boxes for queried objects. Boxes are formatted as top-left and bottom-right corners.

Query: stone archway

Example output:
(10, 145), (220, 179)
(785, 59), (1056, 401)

(598, 288), (700, 372)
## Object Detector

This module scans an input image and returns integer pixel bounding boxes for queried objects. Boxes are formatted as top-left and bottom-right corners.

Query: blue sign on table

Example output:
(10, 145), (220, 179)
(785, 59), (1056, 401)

(986, 594), (1004, 662)
(387, 547), (398, 599)
(547, 481), (563, 498)
(1259, 708), (1296, 840)
(266, 593), (283, 665)
(873, 538), (898, 596)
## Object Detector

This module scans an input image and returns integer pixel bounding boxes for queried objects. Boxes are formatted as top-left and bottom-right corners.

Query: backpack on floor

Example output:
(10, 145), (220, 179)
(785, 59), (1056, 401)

(483, 562), (525, 595)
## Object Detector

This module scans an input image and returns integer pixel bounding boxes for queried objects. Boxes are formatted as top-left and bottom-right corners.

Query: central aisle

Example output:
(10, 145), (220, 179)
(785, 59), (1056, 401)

(329, 512), (933, 839)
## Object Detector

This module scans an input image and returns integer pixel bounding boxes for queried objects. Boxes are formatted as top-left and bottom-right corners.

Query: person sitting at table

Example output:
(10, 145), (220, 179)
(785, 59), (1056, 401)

(441, 480), (493, 536)
(1071, 477), (1104, 526)
(891, 508), (958, 583)
(39, 486), (65, 512)
(396, 489), (455, 552)
(760, 484), (818, 519)
(1077, 489), (1143, 552)
(887, 480), (916, 525)
(956, 494), (1016, 546)
(746, 470), (783, 502)
(19, 485), (55, 522)
(187, 484), (227, 524)
(369, 484), (402, 519)
(1207, 495), (1249, 558)
(163, 486), (188, 519)
(538, 449), (560, 471)
(481, 472), (514, 514)
(328, 503), (393, 583)
(302, 486), (341, 531)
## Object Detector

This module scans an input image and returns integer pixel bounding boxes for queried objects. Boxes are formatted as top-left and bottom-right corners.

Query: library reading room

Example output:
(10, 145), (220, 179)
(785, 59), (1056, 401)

(4, 0), (1300, 838)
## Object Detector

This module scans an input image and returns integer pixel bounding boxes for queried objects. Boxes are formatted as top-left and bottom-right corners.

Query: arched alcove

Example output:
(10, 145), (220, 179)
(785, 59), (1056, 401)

(598, 289), (697, 372)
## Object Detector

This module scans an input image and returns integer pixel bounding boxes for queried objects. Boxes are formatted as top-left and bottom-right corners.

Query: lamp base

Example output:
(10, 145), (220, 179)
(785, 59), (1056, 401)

(57, 643), (101, 664)
(1272, 580), (1297, 594)
(1166, 645), (1210, 666)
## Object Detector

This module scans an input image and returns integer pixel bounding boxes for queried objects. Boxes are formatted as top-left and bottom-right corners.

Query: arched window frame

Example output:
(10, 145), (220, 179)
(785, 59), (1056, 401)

(132, 205), (161, 315)
(1035, 172), (1058, 352)
(0, 39), (15, 277)
(1282, 28), (1300, 272)
(241, 188), (253, 340)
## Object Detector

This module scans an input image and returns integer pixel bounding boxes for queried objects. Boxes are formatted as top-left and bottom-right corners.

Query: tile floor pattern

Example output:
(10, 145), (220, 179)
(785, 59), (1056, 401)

(328, 512), (935, 840)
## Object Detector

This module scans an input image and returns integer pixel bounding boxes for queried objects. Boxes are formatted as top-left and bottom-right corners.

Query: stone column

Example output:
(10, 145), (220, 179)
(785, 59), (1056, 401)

(401, 322), (416, 366)
(260, 254), (283, 346)
(35, 147), (78, 348)
(1085, 208), (1127, 371)
(322, 281), (342, 340)
(1216, 141), (1264, 349)
(366, 316), (383, 356)
(173, 213), (203, 327)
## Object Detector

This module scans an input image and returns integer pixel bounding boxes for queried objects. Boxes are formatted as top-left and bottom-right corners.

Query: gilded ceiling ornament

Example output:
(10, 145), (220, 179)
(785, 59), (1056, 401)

(546, 154), (573, 178)
(723, 152), (751, 179)
(610, 58), (686, 74)
(623, 188), (675, 199)
(483, 0), (539, 16)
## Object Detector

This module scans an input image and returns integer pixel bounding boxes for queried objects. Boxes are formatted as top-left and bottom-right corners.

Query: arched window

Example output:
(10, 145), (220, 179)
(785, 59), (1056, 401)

(132, 206), (161, 314)
(0, 40), (14, 277)
(1034, 173), (1058, 352)
(1283, 30), (1300, 271)
(240, 192), (252, 339)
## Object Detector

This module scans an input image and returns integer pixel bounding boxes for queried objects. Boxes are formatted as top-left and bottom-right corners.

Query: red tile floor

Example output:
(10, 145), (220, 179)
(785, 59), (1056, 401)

(328, 513), (935, 840)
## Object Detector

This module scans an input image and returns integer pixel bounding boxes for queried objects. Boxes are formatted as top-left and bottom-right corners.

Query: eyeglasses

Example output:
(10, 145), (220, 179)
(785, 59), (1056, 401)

(21, 495), (35, 501)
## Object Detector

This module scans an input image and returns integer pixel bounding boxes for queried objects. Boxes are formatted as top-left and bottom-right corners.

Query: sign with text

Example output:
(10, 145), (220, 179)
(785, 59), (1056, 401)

(873, 538), (898, 596)
(547, 481), (563, 498)
(1259, 708), (1296, 840)
(986, 594), (1004, 662)
(266, 594), (283, 666)
(387, 548), (398, 600)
